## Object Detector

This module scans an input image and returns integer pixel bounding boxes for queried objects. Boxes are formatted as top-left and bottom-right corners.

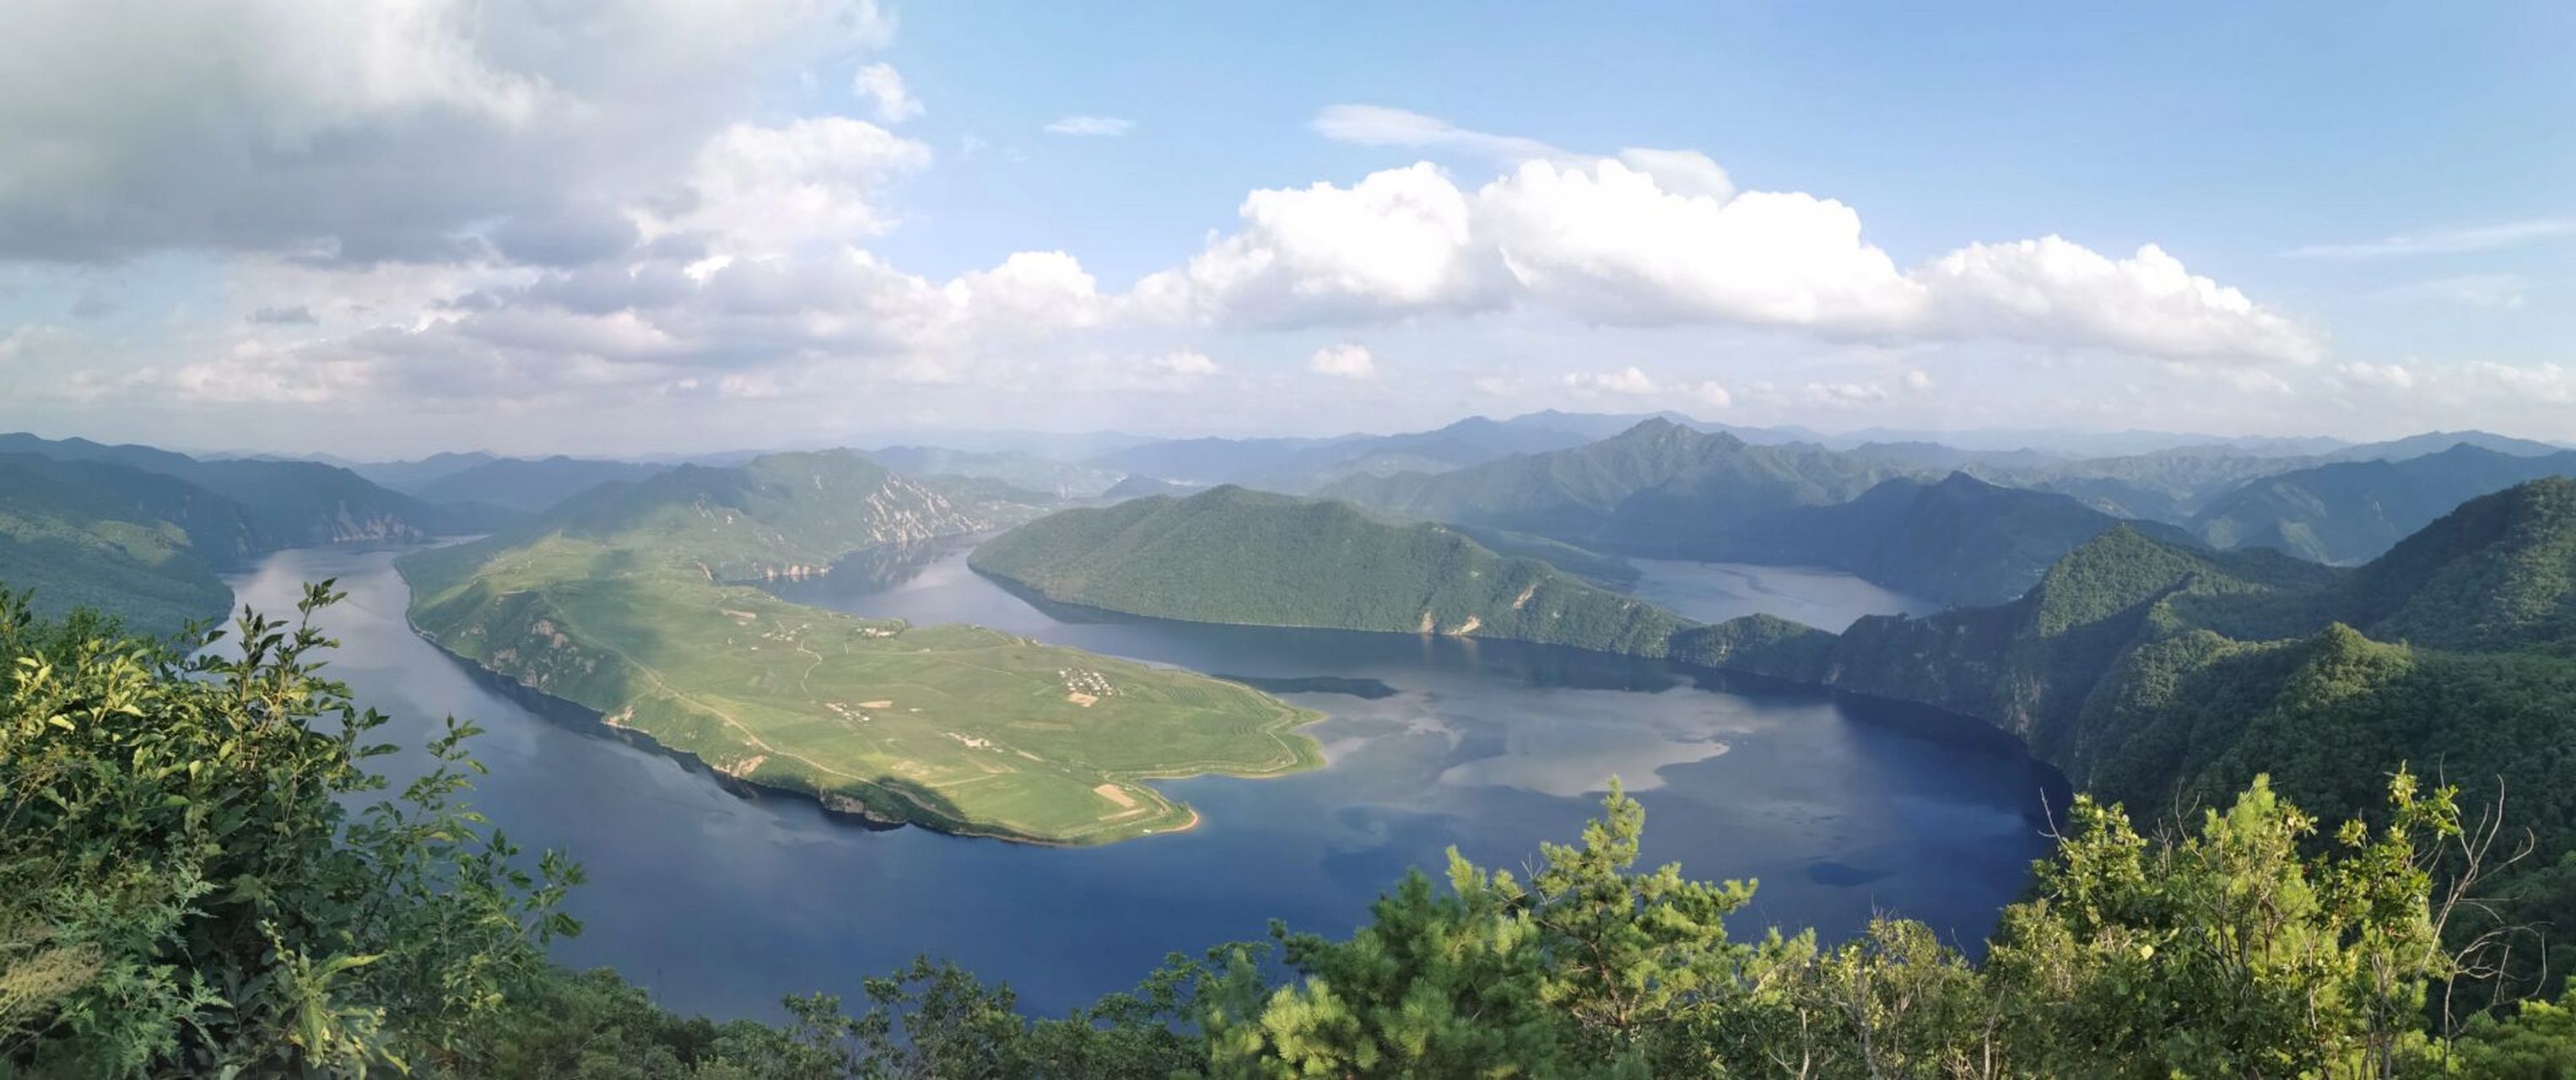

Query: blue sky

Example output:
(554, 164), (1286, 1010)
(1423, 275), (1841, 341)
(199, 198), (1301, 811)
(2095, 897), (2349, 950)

(0, 1), (2568, 456)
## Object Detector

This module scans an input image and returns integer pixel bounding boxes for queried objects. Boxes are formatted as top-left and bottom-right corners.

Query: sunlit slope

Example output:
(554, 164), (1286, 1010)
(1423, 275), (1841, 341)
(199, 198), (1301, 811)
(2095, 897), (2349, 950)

(970, 485), (1691, 656)
(401, 451), (1320, 844)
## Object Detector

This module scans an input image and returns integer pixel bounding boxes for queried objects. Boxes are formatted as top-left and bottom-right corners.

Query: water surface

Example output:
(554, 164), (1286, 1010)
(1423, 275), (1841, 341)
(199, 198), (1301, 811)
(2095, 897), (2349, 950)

(232, 541), (2055, 1021)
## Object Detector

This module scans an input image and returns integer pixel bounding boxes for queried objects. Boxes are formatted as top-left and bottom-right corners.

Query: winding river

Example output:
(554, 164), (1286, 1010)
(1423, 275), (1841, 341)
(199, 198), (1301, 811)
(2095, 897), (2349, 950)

(227, 541), (2056, 1021)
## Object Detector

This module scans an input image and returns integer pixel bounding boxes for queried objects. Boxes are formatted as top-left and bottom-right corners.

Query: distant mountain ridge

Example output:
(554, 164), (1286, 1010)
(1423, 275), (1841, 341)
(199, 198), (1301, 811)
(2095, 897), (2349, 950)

(2190, 444), (2576, 564)
(1703, 472), (2196, 606)
(1321, 418), (1902, 549)
(0, 432), (500, 544)
(407, 456), (673, 514)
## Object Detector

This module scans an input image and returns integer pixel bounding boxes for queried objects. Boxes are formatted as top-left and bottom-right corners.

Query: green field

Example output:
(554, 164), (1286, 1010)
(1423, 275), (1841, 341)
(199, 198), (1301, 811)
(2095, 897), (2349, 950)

(407, 535), (1321, 843)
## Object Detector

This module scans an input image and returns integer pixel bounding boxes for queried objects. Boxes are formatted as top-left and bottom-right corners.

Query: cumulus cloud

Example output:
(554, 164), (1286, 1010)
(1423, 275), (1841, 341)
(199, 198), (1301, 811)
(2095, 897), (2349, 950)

(851, 62), (921, 123)
(1141, 155), (2319, 364)
(1308, 342), (1377, 379)
(1131, 163), (1496, 326)
(1045, 116), (1134, 137)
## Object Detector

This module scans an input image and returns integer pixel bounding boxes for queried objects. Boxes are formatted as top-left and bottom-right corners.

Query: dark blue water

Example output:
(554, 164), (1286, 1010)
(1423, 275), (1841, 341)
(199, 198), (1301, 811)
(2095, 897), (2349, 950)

(228, 541), (2057, 1023)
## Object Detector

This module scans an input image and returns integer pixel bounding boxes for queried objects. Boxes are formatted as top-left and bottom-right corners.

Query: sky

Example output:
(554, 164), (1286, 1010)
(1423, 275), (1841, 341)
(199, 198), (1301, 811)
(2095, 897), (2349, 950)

(0, 1), (2571, 457)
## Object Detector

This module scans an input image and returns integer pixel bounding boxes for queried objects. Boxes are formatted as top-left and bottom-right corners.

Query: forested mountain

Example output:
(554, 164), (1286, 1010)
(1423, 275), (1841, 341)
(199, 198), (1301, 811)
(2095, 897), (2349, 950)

(1322, 418), (1900, 548)
(1702, 472), (2194, 606)
(2190, 444), (2576, 564)
(865, 446), (1127, 499)
(971, 486), (1692, 656)
(401, 452), (1320, 845)
(0, 432), (502, 543)
(1986, 429), (2571, 525)
(0, 456), (238, 633)
(1686, 480), (2576, 987)
(1084, 414), (1608, 491)
(406, 455), (672, 514)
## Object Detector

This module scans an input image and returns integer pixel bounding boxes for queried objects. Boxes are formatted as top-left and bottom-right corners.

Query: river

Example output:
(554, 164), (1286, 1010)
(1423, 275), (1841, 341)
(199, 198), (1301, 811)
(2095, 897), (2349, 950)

(224, 541), (2057, 1022)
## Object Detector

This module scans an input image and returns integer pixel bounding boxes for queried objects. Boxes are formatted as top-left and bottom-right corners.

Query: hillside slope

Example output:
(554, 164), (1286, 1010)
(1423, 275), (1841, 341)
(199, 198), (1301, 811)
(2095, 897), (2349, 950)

(0, 456), (241, 633)
(970, 487), (1689, 656)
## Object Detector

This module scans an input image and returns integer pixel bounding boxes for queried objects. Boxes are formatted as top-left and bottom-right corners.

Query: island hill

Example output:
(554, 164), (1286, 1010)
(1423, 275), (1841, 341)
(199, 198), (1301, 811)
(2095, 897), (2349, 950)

(397, 451), (1322, 845)
(969, 485), (1693, 655)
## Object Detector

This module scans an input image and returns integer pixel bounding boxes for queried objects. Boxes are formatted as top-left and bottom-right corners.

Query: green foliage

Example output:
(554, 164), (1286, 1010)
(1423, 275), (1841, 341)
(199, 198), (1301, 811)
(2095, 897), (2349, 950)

(972, 487), (1693, 657)
(0, 586), (577, 1076)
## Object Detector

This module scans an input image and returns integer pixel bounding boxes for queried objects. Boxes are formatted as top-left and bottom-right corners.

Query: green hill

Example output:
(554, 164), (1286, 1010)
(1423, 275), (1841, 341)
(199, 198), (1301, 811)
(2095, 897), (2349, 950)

(2191, 443), (2576, 564)
(401, 452), (1322, 845)
(1320, 418), (1899, 548)
(0, 456), (241, 634)
(969, 487), (1690, 656)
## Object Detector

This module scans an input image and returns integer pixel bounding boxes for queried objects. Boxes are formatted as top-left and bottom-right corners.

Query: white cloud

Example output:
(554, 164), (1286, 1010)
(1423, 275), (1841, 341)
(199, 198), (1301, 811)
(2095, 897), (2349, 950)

(1045, 115), (1134, 137)
(1308, 342), (1377, 380)
(1560, 366), (1730, 408)
(1610, 148), (1734, 202)
(1131, 163), (1495, 326)
(1901, 368), (1935, 392)
(2336, 362), (2417, 392)
(1919, 237), (2321, 364)
(1564, 366), (1658, 396)
(2282, 219), (2576, 259)
(1803, 381), (1888, 406)
(851, 62), (921, 123)
(1310, 105), (1565, 165)
(645, 116), (932, 258)
(1142, 156), (2316, 365)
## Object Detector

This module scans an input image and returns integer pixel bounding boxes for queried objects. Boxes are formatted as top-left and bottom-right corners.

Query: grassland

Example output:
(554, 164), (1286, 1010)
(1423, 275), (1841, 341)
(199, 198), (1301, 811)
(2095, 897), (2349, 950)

(398, 452), (1327, 844)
